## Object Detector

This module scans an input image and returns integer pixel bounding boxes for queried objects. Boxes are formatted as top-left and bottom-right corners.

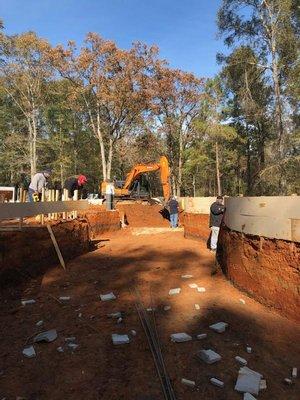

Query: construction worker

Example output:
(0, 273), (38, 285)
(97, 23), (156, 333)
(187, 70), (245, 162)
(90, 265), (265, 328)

(168, 195), (179, 228)
(64, 175), (88, 199)
(28, 169), (52, 202)
(105, 180), (115, 210)
(209, 196), (225, 252)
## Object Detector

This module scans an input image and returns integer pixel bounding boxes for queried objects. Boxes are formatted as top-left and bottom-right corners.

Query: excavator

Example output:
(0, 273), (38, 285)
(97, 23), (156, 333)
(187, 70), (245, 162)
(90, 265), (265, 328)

(100, 156), (171, 202)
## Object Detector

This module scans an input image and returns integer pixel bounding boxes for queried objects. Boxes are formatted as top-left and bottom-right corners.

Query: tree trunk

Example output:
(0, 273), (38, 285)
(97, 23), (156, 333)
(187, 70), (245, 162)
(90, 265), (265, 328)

(215, 141), (221, 196)
(177, 132), (183, 197)
(106, 137), (114, 180)
(192, 174), (196, 197)
(246, 138), (251, 195)
(28, 119), (35, 178)
(96, 109), (107, 181)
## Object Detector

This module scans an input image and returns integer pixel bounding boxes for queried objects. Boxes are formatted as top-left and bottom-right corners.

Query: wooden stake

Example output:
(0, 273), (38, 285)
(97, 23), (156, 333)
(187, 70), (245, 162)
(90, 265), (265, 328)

(46, 224), (66, 270)
(73, 189), (78, 219)
(41, 188), (45, 225)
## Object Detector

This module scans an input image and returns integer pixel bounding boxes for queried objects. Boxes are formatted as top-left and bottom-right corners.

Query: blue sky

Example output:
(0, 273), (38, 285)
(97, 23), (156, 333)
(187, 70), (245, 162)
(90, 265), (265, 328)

(0, 0), (225, 77)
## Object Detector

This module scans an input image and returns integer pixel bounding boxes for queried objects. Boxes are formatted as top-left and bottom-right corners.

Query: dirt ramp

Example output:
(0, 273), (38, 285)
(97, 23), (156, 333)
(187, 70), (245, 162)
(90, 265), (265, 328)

(218, 226), (300, 322)
(116, 203), (170, 227)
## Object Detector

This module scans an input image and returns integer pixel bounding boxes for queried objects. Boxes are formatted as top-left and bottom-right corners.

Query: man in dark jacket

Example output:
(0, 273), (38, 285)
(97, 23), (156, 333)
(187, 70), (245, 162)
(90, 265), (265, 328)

(168, 196), (179, 228)
(209, 196), (225, 251)
(64, 175), (87, 199)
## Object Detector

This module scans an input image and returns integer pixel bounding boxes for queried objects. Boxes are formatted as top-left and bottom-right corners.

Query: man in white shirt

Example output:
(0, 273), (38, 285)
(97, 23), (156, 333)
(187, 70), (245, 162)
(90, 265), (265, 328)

(105, 180), (115, 210)
(28, 169), (51, 202)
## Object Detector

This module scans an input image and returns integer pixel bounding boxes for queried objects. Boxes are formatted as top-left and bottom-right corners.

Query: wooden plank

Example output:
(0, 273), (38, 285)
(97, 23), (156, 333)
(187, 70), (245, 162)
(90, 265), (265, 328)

(46, 224), (66, 270)
(0, 200), (89, 220)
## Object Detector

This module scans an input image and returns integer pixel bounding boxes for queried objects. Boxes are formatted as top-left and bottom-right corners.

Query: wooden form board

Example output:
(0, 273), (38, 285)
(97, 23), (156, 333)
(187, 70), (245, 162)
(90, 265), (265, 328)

(0, 200), (89, 220)
(224, 196), (300, 242)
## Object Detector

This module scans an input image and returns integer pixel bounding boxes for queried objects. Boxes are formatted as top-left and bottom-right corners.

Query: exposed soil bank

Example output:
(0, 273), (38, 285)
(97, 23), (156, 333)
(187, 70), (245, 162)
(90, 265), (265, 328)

(218, 226), (300, 322)
(82, 208), (120, 238)
(183, 213), (210, 241)
(0, 220), (90, 288)
(116, 203), (170, 227)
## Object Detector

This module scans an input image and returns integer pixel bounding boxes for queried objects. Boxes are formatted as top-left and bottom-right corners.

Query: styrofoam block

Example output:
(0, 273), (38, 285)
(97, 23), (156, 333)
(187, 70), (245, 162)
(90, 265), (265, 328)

(292, 367), (297, 378)
(181, 378), (195, 387)
(196, 334), (207, 340)
(259, 380), (267, 390)
(169, 288), (181, 295)
(235, 356), (247, 366)
(22, 345), (36, 358)
(197, 349), (221, 364)
(112, 334), (130, 345)
(197, 287), (206, 293)
(188, 283), (198, 289)
(170, 333), (192, 343)
(209, 322), (228, 333)
(181, 274), (193, 279)
(210, 378), (224, 388)
(100, 292), (116, 301)
(235, 367), (262, 395)
(244, 393), (257, 400)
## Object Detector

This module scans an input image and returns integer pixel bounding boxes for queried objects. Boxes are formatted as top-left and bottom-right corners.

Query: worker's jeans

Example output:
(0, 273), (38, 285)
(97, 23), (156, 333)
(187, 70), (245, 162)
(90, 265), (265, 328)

(170, 213), (178, 228)
(210, 226), (220, 250)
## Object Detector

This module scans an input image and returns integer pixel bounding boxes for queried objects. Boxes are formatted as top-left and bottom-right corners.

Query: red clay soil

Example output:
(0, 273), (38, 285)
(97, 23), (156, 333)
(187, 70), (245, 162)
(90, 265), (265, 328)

(0, 220), (89, 288)
(82, 209), (120, 238)
(0, 229), (299, 400)
(218, 226), (300, 322)
(116, 203), (171, 227)
(183, 213), (210, 241)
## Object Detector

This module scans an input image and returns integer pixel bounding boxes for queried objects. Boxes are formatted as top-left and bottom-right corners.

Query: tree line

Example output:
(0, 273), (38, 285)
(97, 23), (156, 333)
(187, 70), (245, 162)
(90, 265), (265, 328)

(0, 0), (299, 196)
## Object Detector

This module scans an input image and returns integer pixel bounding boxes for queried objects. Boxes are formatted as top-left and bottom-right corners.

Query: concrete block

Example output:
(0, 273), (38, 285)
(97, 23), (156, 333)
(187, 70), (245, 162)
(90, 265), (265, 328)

(34, 329), (57, 343)
(100, 292), (116, 301)
(170, 333), (192, 343)
(194, 304), (200, 310)
(259, 380), (267, 390)
(181, 274), (193, 279)
(235, 356), (247, 366)
(197, 349), (221, 364)
(188, 283), (198, 289)
(284, 378), (293, 385)
(22, 346), (36, 358)
(292, 367), (297, 378)
(169, 288), (181, 295)
(164, 305), (171, 311)
(59, 296), (71, 301)
(246, 347), (252, 354)
(210, 378), (224, 388)
(181, 378), (195, 387)
(244, 393), (257, 400)
(209, 322), (228, 333)
(196, 334), (207, 340)
(130, 330), (137, 336)
(112, 334), (130, 345)
(235, 367), (262, 395)
(21, 299), (36, 306)
(239, 298), (246, 304)
(36, 320), (43, 327)
(197, 287), (206, 293)
(57, 346), (64, 353)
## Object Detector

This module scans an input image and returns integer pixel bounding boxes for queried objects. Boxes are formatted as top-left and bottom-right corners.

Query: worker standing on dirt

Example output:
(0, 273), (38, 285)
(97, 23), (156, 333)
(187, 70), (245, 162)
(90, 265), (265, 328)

(64, 175), (87, 200)
(105, 180), (115, 210)
(28, 169), (52, 202)
(168, 195), (179, 228)
(209, 196), (225, 252)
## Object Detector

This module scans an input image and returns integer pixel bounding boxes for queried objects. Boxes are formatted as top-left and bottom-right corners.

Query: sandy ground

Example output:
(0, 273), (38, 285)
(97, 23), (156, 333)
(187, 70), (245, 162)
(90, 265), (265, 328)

(0, 229), (299, 400)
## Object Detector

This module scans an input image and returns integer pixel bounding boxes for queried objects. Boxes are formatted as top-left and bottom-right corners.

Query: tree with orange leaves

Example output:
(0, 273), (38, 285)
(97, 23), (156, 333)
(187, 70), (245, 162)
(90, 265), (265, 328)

(151, 65), (205, 195)
(50, 33), (159, 181)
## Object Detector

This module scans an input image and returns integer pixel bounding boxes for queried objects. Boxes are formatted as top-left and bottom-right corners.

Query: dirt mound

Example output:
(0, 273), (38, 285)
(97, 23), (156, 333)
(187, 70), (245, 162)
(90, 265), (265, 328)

(116, 203), (171, 227)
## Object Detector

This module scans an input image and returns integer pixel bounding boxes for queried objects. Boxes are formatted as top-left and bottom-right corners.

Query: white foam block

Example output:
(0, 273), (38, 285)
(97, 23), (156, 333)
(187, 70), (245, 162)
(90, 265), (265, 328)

(169, 288), (181, 295)
(244, 393), (257, 400)
(181, 378), (195, 387)
(188, 283), (198, 289)
(112, 334), (130, 345)
(100, 292), (116, 301)
(170, 333), (192, 343)
(235, 367), (262, 395)
(209, 322), (228, 333)
(198, 349), (221, 364)
(210, 378), (224, 388)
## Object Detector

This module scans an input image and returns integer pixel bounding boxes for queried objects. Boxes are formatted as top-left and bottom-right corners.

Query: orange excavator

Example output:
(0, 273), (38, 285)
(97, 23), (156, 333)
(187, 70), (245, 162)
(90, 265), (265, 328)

(100, 156), (171, 202)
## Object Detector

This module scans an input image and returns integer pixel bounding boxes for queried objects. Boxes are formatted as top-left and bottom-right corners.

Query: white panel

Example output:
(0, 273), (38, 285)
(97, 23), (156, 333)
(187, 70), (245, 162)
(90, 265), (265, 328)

(0, 200), (89, 220)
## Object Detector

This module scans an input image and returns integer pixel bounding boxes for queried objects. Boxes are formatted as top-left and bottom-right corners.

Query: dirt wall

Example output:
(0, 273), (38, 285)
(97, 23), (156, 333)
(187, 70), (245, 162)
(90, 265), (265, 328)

(218, 226), (300, 322)
(83, 208), (120, 238)
(0, 220), (90, 287)
(183, 213), (210, 242)
(116, 203), (170, 227)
